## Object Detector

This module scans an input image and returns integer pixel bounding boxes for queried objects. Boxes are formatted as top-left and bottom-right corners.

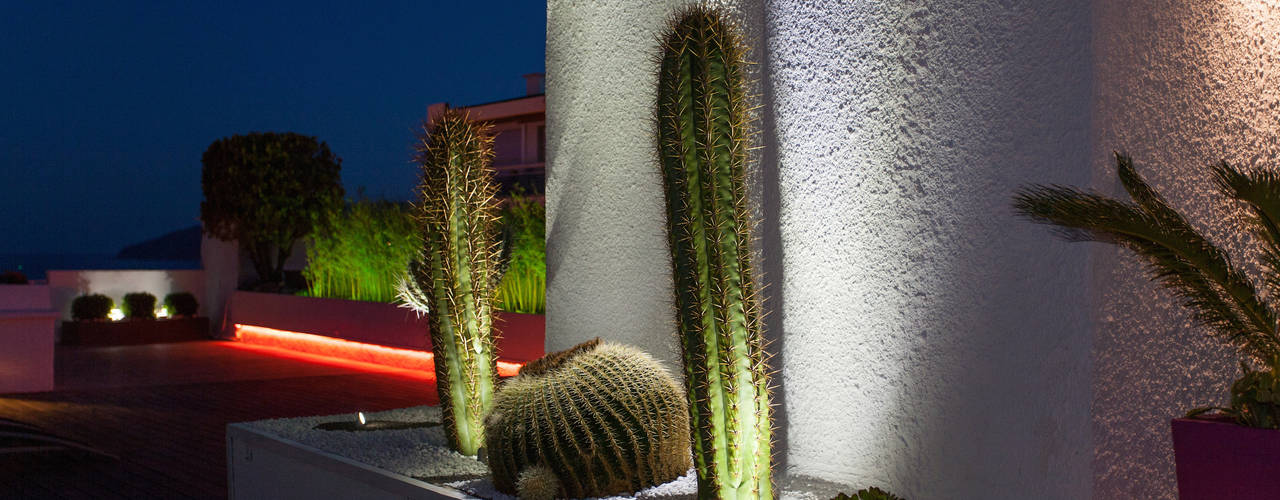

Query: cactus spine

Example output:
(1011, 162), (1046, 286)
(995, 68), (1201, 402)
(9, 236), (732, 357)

(485, 339), (692, 498)
(657, 6), (773, 499)
(402, 108), (500, 456)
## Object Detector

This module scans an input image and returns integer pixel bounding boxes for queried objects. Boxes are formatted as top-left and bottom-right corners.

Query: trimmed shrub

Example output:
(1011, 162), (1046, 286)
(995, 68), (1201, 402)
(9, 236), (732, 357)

(163, 292), (199, 317)
(0, 271), (27, 284)
(122, 292), (157, 319)
(71, 294), (113, 321)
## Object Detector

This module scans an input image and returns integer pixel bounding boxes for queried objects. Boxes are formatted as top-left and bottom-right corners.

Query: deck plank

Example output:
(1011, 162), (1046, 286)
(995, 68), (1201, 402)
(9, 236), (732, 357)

(0, 340), (438, 499)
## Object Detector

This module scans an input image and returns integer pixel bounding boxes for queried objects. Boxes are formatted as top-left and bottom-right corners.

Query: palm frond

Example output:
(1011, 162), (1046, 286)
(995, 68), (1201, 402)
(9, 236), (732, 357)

(1013, 179), (1280, 360)
(1212, 161), (1280, 299)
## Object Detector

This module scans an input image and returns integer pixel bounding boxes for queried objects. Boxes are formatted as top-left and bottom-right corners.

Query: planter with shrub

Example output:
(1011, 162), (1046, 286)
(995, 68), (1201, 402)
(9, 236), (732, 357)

(62, 292), (208, 346)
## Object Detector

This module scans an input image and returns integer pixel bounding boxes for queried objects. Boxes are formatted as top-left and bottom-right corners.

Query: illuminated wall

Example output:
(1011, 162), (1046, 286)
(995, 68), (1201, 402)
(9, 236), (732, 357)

(760, 2), (1092, 497)
(1091, 1), (1280, 498)
(547, 0), (1278, 497)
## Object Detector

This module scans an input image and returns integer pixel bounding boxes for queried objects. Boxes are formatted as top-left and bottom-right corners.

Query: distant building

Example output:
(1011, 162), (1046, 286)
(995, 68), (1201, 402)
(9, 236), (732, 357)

(427, 73), (545, 197)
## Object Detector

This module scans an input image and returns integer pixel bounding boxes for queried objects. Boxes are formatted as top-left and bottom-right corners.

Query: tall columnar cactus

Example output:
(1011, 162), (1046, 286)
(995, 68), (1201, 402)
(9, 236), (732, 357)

(656, 6), (773, 499)
(485, 339), (692, 499)
(400, 108), (500, 456)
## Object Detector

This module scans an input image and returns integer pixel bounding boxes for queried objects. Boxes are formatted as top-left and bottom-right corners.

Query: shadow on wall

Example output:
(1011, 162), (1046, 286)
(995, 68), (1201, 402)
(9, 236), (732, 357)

(749, 0), (790, 476)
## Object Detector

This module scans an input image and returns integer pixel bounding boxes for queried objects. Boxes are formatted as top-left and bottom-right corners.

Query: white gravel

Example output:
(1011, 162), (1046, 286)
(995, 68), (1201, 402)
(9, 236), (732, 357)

(243, 405), (488, 481)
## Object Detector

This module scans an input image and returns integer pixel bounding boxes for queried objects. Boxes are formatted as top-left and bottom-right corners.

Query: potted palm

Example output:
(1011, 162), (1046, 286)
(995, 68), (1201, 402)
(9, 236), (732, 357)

(1014, 153), (1280, 499)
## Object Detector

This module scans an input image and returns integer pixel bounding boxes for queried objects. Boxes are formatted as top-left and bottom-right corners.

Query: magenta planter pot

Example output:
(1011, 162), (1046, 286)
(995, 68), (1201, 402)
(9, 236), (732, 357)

(1172, 417), (1280, 499)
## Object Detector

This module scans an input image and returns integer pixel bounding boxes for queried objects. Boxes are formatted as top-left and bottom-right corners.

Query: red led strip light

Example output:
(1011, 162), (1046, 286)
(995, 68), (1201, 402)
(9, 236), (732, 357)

(234, 324), (523, 377)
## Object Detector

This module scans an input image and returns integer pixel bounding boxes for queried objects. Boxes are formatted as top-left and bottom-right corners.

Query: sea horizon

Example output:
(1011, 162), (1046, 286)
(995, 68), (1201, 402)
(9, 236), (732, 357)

(0, 253), (200, 281)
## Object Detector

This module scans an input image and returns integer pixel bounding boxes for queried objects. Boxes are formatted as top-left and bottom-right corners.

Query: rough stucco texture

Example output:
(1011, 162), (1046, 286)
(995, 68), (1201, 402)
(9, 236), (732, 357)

(765, 1), (1092, 497)
(545, 0), (754, 367)
(548, 0), (1093, 497)
(1091, 2), (1280, 498)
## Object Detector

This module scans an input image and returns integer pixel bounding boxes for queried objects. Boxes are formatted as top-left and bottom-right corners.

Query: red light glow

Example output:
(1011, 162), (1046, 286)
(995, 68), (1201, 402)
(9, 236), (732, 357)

(234, 324), (523, 377)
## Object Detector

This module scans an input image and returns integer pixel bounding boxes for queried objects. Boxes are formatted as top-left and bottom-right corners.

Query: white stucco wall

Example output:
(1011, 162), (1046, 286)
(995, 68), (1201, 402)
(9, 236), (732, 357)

(47, 269), (206, 321)
(545, 0), (742, 365)
(765, 1), (1093, 497)
(1091, 2), (1280, 498)
(548, 1), (1094, 498)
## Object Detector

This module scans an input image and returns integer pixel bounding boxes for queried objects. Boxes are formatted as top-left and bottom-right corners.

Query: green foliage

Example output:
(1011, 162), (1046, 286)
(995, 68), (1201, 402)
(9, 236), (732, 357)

(304, 197), (419, 303)
(1231, 359), (1280, 429)
(1014, 152), (1280, 427)
(122, 292), (156, 319)
(656, 6), (773, 498)
(485, 339), (691, 499)
(201, 132), (344, 284)
(831, 487), (906, 500)
(399, 108), (500, 455)
(163, 292), (199, 317)
(71, 294), (113, 321)
(495, 193), (545, 314)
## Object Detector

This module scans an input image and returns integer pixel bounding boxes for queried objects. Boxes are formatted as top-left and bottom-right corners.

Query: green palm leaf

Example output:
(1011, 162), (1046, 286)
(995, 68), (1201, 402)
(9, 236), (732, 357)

(1012, 153), (1280, 361)
(1212, 161), (1280, 299)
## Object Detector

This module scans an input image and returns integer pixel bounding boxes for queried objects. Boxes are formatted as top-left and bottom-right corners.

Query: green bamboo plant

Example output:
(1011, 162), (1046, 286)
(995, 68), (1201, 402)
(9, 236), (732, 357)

(1014, 152), (1280, 428)
(305, 197), (419, 303)
(656, 6), (773, 498)
(494, 193), (546, 314)
(399, 108), (501, 454)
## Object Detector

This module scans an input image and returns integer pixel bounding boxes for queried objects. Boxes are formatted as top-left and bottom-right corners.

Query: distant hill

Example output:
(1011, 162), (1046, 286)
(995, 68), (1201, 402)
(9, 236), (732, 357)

(117, 225), (203, 261)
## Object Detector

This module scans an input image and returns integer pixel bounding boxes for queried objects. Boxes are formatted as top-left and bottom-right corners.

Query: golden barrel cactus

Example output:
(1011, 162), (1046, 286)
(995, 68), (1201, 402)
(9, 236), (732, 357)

(484, 339), (691, 498)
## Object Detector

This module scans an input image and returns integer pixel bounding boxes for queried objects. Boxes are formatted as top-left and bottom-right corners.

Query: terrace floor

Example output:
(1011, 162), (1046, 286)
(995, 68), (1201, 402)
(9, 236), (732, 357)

(0, 341), (439, 499)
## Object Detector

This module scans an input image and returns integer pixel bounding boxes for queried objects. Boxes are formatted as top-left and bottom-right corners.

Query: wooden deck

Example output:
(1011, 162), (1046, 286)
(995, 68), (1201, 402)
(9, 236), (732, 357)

(0, 341), (439, 499)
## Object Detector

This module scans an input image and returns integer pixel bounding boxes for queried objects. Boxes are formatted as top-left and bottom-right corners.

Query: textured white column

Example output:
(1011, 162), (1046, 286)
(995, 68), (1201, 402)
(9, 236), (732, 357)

(548, 1), (1094, 497)
(544, 0), (757, 367)
(765, 1), (1092, 497)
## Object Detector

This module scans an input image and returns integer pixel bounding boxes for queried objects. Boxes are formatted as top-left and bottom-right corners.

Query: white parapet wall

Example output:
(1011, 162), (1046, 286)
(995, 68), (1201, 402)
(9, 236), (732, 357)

(547, 1), (1095, 498)
(0, 284), (56, 393)
(47, 269), (206, 322)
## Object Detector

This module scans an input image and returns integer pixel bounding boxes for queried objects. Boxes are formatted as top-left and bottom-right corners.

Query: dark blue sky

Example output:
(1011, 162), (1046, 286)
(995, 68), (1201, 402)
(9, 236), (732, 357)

(1, 1), (546, 254)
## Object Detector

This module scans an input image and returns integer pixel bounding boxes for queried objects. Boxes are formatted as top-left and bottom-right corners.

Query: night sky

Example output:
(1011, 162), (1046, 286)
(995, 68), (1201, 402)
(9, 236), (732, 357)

(1, 1), (546, 254)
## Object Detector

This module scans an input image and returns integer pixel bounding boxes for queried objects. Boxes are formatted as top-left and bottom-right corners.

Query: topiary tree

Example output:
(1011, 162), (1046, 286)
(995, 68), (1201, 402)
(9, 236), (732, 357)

(201, 132), (343, 285)
(656, 6), (774, 499)
(399, 108), (500, 456)
(122, 292), (157, 320)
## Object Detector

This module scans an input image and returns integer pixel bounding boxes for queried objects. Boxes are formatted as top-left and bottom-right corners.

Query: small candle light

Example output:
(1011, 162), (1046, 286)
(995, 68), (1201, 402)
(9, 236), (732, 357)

(358, 412), (366, 426)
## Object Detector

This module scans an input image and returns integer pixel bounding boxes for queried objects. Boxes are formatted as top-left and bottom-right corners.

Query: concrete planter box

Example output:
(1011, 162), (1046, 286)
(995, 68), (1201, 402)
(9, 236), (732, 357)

(1172, 417), (1280, 499)
(0, 284), (56, 393)
(60, 317), (211, 346)
(224, 291), (544, 362)
(227, 407), (851, 500)
(227, 423), (474, 500)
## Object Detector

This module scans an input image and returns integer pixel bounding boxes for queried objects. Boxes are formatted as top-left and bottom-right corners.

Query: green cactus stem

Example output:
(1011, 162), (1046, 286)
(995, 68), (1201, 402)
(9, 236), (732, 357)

(485, 339), (692, 498)
(401, 108), (501, 456)
(656, 6), (773, 499)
